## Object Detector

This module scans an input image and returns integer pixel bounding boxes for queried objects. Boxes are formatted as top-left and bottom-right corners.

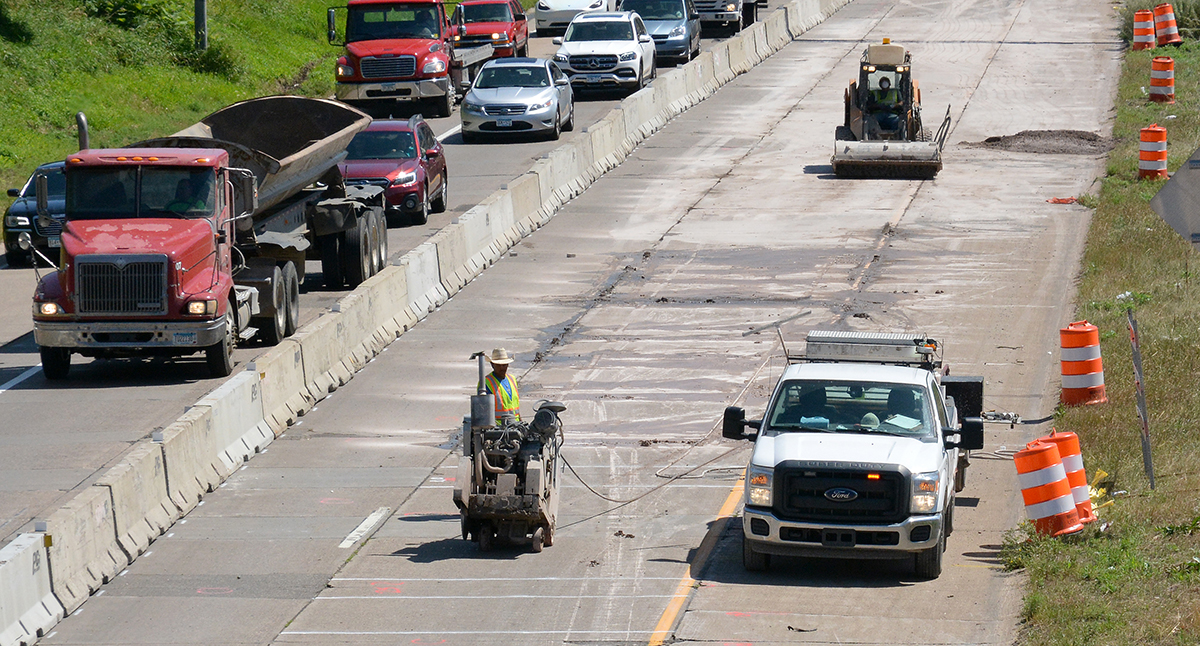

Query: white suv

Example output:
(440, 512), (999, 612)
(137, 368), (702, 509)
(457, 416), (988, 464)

(552, 12), (657, 92)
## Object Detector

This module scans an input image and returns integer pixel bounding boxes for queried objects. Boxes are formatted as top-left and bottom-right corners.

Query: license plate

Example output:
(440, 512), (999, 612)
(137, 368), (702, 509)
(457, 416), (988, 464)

(48, 237), (61, 248)
(173, 332), (197, 345)
(586, 74), (602, 83)
(381, 82), (397, 91)
(496, 118), (513, 127)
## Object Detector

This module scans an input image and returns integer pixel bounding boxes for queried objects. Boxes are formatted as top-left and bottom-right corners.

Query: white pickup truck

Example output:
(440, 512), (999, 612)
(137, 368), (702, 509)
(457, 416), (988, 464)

(723, 331), (985, 579)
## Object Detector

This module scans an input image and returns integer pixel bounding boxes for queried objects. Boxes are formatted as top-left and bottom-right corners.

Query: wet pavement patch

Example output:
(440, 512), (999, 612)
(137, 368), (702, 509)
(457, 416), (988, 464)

(965, 130), (1112, 155)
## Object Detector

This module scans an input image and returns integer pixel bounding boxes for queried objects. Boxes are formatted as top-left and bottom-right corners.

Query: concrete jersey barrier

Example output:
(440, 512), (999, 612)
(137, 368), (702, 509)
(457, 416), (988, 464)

(0, 533), (62, 646)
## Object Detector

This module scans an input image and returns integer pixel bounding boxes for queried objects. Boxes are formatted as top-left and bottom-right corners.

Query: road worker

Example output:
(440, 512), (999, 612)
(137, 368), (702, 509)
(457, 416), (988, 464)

(868, 75), (902, 132)
(482, 347), (520, 424)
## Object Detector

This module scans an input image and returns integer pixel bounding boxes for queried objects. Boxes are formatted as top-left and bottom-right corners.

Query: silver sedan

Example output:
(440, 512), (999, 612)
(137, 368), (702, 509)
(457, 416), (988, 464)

(460, 58), (575, 142)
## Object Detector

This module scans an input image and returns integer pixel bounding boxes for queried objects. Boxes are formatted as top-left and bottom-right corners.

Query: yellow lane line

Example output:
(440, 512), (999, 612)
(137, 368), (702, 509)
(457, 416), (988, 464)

(647, 474), (745, 646)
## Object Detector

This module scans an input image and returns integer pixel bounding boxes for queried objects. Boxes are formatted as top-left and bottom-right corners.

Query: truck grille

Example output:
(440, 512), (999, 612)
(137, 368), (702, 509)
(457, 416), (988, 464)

(484, 104), (527, 116)
(694, 0), (728, 11)
(568, 54), (618, 71)
(361, 55), (417, 79)
(76, 254), (168, 316)
(774, 463), (907, 524)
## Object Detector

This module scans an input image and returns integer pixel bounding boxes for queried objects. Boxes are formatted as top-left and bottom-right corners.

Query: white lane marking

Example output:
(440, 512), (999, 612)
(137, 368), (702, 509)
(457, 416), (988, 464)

(338, 506), (391, 548)
(335, 576), (678, 582)
(96, 589), (105, 596)
(282, 630), (655, 636)
(0, 364), (40, 394)
(437, 124), (462, 142)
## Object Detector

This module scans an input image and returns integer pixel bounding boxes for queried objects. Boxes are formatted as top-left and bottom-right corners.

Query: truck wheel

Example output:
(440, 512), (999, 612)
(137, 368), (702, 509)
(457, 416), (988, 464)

(430, 92), (453, 119)
(205, 321), (234, 378)
(320, 235), (343, 289)
(741, 1), (755, 27)
(40, 346), (71, 380)
(430, 176), (448, 213)
(342, 216), (370, 288)
(256, 265), (286, 345)
(531, 527), (545, 553)
(914, 530), (945, 580)
(376, 211), (389, 268)
(367, 212), (381, 276)
(281, 262), (300, 337)
(742, 537), (769, 571)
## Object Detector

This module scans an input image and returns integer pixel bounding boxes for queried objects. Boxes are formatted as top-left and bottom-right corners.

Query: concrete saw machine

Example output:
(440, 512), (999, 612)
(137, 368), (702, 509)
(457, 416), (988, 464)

(454, 352), (564, 553)
(832, 39), (951, 179)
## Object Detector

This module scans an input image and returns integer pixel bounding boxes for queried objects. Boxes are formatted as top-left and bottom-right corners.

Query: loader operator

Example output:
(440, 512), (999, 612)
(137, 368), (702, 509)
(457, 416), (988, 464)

(482, 347), (520, 425)
(868, 76), (901, 132)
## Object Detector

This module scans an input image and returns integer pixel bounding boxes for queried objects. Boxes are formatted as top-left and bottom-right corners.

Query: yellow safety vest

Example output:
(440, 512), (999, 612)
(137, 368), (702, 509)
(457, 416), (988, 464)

(871, 87), (900, 109)
(484, 372), (520, 422)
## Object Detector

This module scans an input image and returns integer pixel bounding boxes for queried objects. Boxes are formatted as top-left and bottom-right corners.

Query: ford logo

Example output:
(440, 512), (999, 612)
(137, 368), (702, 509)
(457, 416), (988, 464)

(824, 487), (858, 502)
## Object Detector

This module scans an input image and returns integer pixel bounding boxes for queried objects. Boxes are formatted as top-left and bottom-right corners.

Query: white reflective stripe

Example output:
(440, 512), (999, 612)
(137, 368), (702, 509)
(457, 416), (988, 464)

(1140, 140), (1168, 151)
(1158, 24), (1179, 33)
(1025, 495), (1076, 520)
(1061, 345), (1101, 362)
(1063, 372), (1105, 388)
(1134, 23), (1155, 29)
(1151, 70), (1175, 79)
(1017, 463), (1067, 490)
(1071, 485), (1090, 504)
(1134, 35), (1155, 42)
(1149, 87), (1174, 95)
(1139, 160), (1168, 170)
(1061, 453), (1084, 473)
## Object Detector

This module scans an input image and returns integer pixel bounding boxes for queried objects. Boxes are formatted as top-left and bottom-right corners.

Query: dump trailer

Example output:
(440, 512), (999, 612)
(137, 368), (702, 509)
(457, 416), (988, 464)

(832, 40), (951, 179)
(28, 96), (388, 380)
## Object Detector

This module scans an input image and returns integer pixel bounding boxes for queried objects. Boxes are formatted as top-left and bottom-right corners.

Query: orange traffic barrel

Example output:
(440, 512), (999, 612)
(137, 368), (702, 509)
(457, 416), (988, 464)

(1150, 57), (1175, 103)
(1015, 441), (1084, 537)
(1139, 124), (1168, 180)
(1037, 430), (1097, 524)
(1133, 9), (1156, 50)
(1155, 4), (1183, 46)
(1060, 320), (1108, 405)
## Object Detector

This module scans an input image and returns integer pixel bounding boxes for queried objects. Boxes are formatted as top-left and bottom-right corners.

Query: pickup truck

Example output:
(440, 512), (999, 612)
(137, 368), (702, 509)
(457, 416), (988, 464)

(723, 330), (985, 579)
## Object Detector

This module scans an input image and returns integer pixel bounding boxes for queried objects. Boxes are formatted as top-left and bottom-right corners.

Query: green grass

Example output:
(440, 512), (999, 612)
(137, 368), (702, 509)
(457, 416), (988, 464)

(1001, 15), (1200, 646)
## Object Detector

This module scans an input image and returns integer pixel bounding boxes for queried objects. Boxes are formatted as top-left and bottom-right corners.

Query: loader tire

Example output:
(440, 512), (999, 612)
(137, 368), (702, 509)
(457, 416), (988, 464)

(531, 527), (544, 553)
(479, 523), (495, 552)
(835, 125), (855, 141)
(543, 523), (554, 548)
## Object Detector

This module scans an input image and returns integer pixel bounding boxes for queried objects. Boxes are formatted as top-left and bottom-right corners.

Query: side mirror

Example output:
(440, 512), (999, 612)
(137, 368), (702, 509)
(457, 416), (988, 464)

(458, 24), (467, 37)
(6, 188), (18, 198)
(638, 34), (652, 43)
(424, 148), (438, 158)
(327, 8), (339, 45)
(230, 168), (258, 218)
(957, 419), (985, 450)
(722, 406), (746, 439)
(35, 174), (49, 216)
(690, 12), (699, 19)
(555, 77), (569, 86)
(515, 12), (526, 20)
(552, 36), (563, 45)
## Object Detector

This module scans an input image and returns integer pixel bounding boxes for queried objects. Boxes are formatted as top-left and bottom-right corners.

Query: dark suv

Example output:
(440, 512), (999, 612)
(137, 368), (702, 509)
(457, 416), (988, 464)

(4, 161), (65, 267)
(338, 115), (448, 225)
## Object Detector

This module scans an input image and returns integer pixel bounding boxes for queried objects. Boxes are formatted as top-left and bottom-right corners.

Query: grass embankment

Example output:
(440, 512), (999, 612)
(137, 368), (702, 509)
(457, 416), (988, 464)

(1002, 4), (1200, 645)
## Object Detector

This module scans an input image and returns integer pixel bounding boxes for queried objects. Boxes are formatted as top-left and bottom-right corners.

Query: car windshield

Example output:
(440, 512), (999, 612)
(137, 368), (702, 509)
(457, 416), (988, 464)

(462, 3), (512, 23)
(65, 167), (217, 220)
(474, 66), (550, 88)
(565, 20), (633, 41)
(763, 379), (934, 439)
(620, 0), (683, 20)
(21, 168), (66, 199)
(346, 3), (441, 41)
(346, 131), (419, 160)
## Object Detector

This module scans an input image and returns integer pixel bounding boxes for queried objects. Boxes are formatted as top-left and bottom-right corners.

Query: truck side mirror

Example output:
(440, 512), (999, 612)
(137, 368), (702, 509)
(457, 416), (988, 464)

(230, 168), (258, 218)
(957, 419), (985, 451)
(723, 406), (758, 440)
(35, 174), (49, 217)
(327, 8), (339, 45)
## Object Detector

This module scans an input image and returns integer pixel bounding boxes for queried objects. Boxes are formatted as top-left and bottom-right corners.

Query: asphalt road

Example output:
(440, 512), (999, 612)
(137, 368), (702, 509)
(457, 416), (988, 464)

(31, 0), (1120, 642)
(0, 6), (784, 545)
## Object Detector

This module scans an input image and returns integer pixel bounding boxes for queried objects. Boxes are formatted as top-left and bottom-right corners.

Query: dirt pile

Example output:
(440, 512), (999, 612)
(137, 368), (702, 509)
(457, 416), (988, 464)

(966, 130), (1112, 155)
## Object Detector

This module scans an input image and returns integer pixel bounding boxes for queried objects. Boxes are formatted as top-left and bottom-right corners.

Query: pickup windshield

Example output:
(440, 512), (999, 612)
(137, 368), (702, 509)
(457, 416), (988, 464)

(461, 3), (512, 23)
(564, 20), (633, 41)
(65, 167), (217, 221)
(346, 3), (442, 42)
(764, 379), (934, 439)
(619, 0), (684, 20)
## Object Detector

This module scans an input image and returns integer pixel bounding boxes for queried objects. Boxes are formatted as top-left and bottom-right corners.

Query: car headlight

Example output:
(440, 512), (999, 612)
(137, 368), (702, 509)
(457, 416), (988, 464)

(588, 0), (604, 7)
(462, 101), (485, 113)
(422, 58), (448, 74)
(537, 0), (550, 9)
(186, 300), (218, 316)
(6, 215), (31, 227)
(391, 172), (418, 187)
(619, 50), (637, 61)
(36, 302), (64, 316)
(336, 62), (354, 77)
(528, 99), (554, 110)
(746, 466), (773, 507)
(553, 53), (568, 63)
(669, 25), (686, 37)
(911, 471), (940, 513)
(726, 2), (736, 10)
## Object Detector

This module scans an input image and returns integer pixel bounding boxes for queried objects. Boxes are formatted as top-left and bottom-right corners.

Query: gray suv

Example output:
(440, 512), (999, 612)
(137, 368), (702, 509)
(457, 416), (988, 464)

(618, 0), (700, 65)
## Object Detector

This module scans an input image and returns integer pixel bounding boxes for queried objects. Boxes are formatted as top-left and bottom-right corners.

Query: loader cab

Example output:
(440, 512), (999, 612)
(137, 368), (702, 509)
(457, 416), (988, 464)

(846, 41), (920, 141)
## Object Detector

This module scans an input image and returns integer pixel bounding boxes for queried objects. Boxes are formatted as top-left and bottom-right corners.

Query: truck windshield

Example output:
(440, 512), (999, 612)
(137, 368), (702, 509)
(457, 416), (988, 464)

(619, 0), (684, 20)
(461, 3), (512, 23)
(764, 380), (933, 439)
(346, 3), (442, 41)
(65, 167), (216, 220)
(565, 20), (634, 41)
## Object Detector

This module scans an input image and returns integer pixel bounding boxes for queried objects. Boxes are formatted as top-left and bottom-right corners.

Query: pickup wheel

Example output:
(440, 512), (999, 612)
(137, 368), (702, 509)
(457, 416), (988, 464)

(742, 536), (769, 571)
(281, 261), (300, 337)
(944, 498), (955, 537)
(205, 321), (234, 378)
(342, 215), (371, 288)
(913, 528), (945, 580)
(40, 346), (71, 380)
(320, 234), (343, 289)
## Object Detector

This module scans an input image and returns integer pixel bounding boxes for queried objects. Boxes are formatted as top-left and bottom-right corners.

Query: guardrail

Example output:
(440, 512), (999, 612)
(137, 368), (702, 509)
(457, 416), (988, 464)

(0, 0), (853, 641)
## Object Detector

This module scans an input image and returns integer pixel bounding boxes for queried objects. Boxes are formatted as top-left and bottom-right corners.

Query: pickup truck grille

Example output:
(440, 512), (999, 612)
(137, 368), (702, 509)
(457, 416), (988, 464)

(361, 55), (417, 79)
(484, 104), (527, 116)
(457, 35), (499, 47)
(774, 464), (907, 524)
(76, 254), (168, 316)
(568, 54), (618, 71)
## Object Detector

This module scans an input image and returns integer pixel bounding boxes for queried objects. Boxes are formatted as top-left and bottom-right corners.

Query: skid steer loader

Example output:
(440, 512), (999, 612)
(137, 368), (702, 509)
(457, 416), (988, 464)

(832, 39), (951, 179)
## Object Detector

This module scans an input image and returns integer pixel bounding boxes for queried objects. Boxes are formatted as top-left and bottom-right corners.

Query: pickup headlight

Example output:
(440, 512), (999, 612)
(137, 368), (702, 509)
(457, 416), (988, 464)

(186, 299), (218, 316)
(669, 24), (686, 37)
(911, 471), (940, 514)
(619, 51), (637, 62)
(491, 32), (511, 44)
(391, 172), (418, 187)
(422, 58), (448, 74)
(746, 466), (773, 507)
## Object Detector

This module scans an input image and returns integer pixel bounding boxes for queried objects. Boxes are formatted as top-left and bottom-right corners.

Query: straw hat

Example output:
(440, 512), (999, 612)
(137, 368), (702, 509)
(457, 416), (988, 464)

(488, 348), (514, 365)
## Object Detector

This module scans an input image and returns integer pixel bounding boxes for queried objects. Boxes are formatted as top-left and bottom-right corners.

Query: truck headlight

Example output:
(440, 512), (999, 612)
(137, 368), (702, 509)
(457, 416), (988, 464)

(422, 58), (448, 74)
(619, 51), (637, 61)
(5, 215), (31, 227)
(911, 471), (940, 513)
(186, 300), (217, 316)
(391, 172), (418, 187)
(747, 466), (773, 507)
(726, 3), (736, 10)
(336, 61), (354, 77)
(36, 302), (63, 316)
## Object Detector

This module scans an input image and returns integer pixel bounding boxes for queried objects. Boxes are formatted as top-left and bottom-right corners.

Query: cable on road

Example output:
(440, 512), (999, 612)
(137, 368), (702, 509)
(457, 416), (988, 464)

(561, 445), (741, 505)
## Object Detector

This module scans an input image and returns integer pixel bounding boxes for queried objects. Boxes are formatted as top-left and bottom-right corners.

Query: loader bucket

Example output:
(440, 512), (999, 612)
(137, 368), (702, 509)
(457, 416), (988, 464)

(831, 141), (943, 179)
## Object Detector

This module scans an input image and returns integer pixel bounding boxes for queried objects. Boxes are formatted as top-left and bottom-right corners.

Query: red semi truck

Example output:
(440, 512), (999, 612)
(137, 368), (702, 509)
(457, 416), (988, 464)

(27, 97), (389, 380)
(328, 0), (493, 118)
